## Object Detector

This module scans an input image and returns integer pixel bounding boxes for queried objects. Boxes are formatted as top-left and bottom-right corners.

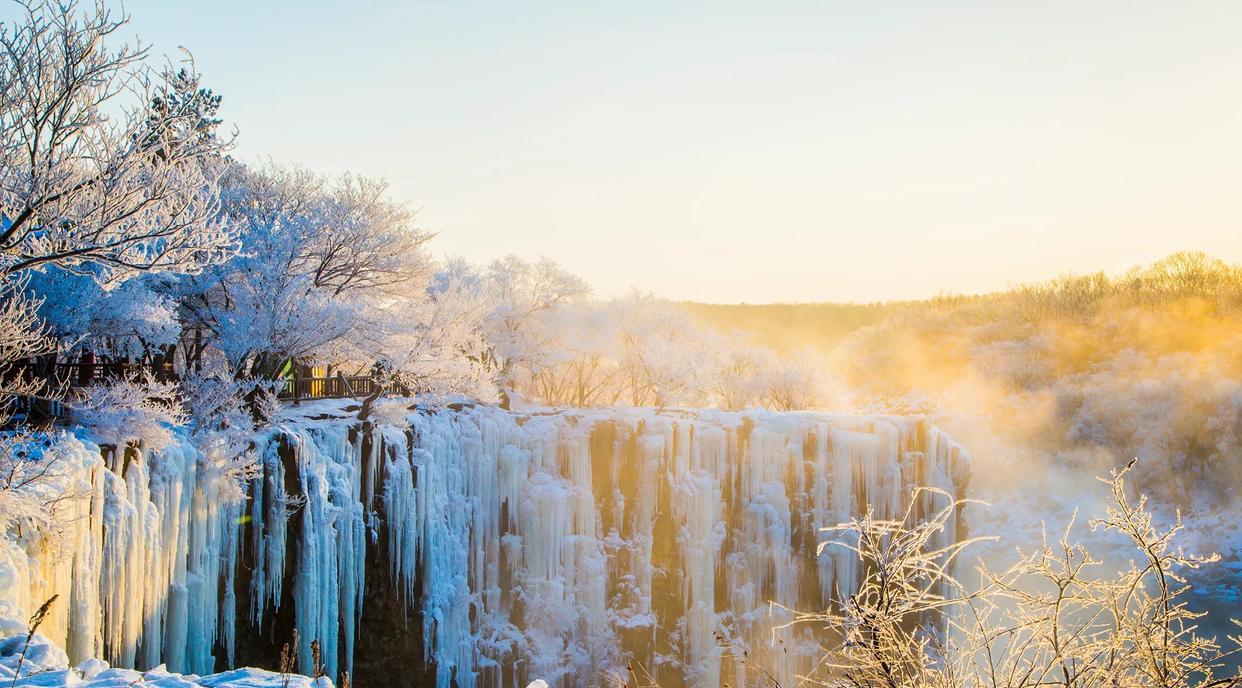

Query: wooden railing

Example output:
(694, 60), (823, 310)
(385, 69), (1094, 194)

(2, 361), (399, 425)
(3, 361), (175, 388)
(278, 375), (394, 402)
(52, 361), (177, 385)
(7, 394), (72, 424)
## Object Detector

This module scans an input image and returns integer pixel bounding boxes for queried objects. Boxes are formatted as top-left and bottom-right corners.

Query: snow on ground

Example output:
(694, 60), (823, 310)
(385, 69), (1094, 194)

(0, 631), (332, 687)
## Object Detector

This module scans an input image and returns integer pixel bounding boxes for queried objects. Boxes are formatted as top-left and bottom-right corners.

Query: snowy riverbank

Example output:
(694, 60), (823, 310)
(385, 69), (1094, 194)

(1, 630), (331, 688)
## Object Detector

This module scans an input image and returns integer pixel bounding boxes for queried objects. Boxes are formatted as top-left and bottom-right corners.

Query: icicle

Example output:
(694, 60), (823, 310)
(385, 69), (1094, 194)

(5, 406), (969, 688)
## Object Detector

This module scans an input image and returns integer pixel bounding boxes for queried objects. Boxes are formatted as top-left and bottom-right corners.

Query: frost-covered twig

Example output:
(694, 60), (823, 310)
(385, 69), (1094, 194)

(795, 464), (1242, 688)
(11, 594), (56, 685)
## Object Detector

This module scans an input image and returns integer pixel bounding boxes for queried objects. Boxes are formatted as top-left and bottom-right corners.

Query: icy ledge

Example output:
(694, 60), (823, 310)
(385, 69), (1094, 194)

(0, 631), (332, 687)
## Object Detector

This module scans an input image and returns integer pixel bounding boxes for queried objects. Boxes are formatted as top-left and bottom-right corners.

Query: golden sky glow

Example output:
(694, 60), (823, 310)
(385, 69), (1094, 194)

(119, 1), (1242, 302)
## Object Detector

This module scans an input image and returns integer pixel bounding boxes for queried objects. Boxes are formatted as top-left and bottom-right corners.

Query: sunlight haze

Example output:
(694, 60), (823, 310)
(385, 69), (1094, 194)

(118, 1), (1242, 303)
(6, 2), (1242, 686)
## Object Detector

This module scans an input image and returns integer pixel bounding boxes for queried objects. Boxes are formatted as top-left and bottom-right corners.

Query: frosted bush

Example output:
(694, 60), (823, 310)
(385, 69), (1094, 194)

(0, 432), (58, 534)
(0, 431), (93, 555)
(366, 398), (412, 428)
(73, 374), (186, 452)
(786, 463), (1242, 688)
(181, 374), (284, 493)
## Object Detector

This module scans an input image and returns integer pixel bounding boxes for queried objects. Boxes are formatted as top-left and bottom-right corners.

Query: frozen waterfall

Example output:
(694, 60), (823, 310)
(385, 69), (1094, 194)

(1, 404), (969, 687)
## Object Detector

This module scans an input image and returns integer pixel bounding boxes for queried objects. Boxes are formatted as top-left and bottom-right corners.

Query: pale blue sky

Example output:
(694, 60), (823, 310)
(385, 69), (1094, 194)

(113, 2), (1242, 302)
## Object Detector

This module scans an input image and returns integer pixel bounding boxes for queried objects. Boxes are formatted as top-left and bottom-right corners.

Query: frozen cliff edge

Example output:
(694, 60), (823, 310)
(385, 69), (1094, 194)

(1, 402), (970, 687)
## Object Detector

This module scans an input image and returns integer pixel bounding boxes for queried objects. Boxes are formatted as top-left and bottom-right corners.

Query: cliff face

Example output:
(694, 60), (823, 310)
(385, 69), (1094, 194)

(3, 403), (970, 688)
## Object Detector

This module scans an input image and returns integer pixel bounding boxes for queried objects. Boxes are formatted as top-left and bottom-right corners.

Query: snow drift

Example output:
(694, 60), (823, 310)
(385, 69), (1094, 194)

(0, 629), (332, 687)
(1, 403), (969, 687)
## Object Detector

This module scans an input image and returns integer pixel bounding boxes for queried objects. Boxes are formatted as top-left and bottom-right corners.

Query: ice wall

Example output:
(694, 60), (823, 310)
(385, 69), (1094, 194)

(1, 405), (969, 688)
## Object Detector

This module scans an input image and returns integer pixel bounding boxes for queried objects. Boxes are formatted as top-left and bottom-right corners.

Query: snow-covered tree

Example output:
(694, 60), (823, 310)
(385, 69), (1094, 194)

(609, 294), (707, 407)
(474, 255), (589, 388)
(180, 164), (433, 381)
(305, 173), (431, 296)
(527, 301), (623, 407)
(757, 351), (824, 411)
(0, 0), (236, 420)
(373, 269), (496, 400)
(0, 0), (235, 282)
(26, 269), (180, 360)
(704, 333), (769, 410)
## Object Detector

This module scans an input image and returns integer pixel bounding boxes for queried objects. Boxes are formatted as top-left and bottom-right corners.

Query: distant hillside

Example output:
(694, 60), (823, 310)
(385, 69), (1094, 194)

(676, 300), (919, 352)
(682, 251), (1242, 354)
(687, 252), (1242, 508)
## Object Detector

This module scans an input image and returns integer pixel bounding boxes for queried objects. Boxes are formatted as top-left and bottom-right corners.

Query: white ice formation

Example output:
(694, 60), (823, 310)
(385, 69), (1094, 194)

(1, 404), (969, 687)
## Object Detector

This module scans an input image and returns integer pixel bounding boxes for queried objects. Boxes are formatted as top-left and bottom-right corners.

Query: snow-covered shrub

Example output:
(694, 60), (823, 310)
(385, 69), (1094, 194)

(0, 431), (94, 564)
(181, 374), (282, 495)
(365, 398), (412, 429)
(791, 464), (1242, 688)
(73, 374), (186, 452)
(250, 382), (284, 426)
(0, 432), (60, 534)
